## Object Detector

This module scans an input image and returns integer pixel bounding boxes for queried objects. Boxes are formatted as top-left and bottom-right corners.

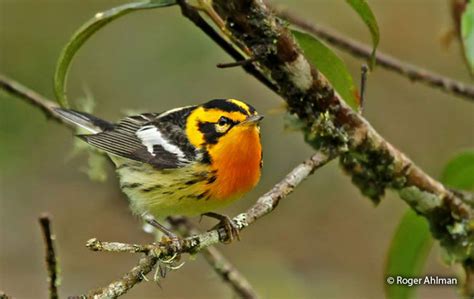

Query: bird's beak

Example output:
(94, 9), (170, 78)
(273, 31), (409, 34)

(239, 115), (264, 126)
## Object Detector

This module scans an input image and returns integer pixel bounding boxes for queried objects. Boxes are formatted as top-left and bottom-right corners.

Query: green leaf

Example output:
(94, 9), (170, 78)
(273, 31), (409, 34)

(461, 1), (474, 75)
(293, 30), (360, 110)
(385, 149), (474, 299)
(385, 209), (432, 299)
(441, 150), (474, 190)
(53, 0), (176, 107)
(345, 0), (380, 68)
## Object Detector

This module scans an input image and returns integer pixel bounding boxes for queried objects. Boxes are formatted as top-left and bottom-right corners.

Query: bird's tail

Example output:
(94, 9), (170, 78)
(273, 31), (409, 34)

(53, 108), (113, 134)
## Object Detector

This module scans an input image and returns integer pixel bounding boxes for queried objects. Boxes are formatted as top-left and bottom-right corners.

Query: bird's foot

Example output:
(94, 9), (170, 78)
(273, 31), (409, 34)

(202, 212), (240, 243)
(145, 217), (185, 282)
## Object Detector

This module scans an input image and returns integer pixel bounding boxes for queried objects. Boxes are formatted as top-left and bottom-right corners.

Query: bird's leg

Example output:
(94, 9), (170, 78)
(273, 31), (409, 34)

(146, 217), (186, 281)
(202, 212), (240, 243)
(145, 217), (182, 253)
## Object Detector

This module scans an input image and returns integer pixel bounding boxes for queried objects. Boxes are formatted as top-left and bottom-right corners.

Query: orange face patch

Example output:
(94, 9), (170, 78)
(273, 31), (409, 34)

(206, 125), (262, 200)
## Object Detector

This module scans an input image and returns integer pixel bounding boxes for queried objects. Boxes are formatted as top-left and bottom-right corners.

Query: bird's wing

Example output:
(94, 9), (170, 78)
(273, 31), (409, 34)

(80, 108), (197, 169)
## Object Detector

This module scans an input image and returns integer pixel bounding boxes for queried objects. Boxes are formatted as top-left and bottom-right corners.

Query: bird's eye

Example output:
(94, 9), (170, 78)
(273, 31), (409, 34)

(215, 116), (232, 133)
(218, 116), (230, 126)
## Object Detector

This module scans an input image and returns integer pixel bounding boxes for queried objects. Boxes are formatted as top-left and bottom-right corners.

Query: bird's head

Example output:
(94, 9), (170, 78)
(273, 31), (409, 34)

(186, 98), (263, 151)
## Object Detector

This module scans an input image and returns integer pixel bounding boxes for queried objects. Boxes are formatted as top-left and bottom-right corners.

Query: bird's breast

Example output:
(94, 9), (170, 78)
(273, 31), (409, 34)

(206, 127), (262, 200)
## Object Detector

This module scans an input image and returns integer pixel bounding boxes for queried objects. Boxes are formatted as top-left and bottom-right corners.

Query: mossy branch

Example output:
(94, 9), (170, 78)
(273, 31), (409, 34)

(176, 0), (474, 265)
(273, 4), (474, 103)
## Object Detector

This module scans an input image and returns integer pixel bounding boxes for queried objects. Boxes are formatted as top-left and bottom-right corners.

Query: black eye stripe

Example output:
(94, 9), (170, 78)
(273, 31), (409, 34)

(197, 121), (222, 144)
(197, 117), (237, 145)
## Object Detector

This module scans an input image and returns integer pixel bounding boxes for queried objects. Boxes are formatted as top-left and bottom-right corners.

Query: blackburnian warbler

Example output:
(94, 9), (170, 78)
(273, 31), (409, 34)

(55, 99), (263, 241)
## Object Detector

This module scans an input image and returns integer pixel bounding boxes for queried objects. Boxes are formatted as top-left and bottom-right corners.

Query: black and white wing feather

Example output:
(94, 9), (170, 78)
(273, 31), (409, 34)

(56, 107), (197, 170)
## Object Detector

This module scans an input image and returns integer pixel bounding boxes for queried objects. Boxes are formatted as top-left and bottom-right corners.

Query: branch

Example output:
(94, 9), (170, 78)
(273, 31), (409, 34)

(87, 238), (159, 253)
(38, 215), (59, 299)
(86, 255), (159, 298)
(177, 0), (474, 264)
(272, 5), (474, 103)
(87, 235), (260, 298)
(177, 0), (279, 94)
(80, 151), (335, 297)
(201, 247), (258, 299)
(168, 217), (259, 299)
(0, 74), (68, 124)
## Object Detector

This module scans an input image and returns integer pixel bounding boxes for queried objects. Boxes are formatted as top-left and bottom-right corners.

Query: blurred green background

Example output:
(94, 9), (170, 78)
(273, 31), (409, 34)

(1, 0), (473, 298)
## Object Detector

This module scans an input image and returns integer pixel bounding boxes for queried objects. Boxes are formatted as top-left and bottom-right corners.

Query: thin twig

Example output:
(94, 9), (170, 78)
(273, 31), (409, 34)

(0, 74), (71, 128)
(273, 5), (474, 102)
(38, 214), (59, 299)
(201, 247), (258, 299)
(359, 64), (369, 113)
(90, 215), (260, 298)
(86, 238), (156, 254)
(168, 216), (259, 299)
(217, 57), (258, 68)
(86, 255), (159, 299)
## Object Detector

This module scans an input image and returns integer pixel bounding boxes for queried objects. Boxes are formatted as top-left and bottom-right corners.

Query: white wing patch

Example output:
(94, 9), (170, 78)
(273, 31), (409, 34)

(136, 125), (187, 161)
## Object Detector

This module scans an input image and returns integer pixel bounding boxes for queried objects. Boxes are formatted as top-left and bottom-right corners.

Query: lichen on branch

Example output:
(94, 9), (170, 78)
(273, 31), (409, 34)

(180, 0), (474, 263)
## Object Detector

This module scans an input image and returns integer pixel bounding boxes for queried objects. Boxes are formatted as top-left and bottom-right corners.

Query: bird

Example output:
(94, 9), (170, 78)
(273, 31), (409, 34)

(54, 98), (263, 243)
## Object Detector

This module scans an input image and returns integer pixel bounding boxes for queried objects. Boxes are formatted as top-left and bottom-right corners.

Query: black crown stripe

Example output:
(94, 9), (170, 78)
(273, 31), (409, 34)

(202, 99), (250, 116)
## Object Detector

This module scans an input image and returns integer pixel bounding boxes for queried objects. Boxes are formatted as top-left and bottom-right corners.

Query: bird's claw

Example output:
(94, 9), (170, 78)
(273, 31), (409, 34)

(202, 212), (241, 243)
(220, 215), (240, 243)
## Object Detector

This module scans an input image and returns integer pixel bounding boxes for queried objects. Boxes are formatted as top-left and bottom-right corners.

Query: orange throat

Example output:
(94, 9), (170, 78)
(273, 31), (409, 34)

(207, 126), (262, 200)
